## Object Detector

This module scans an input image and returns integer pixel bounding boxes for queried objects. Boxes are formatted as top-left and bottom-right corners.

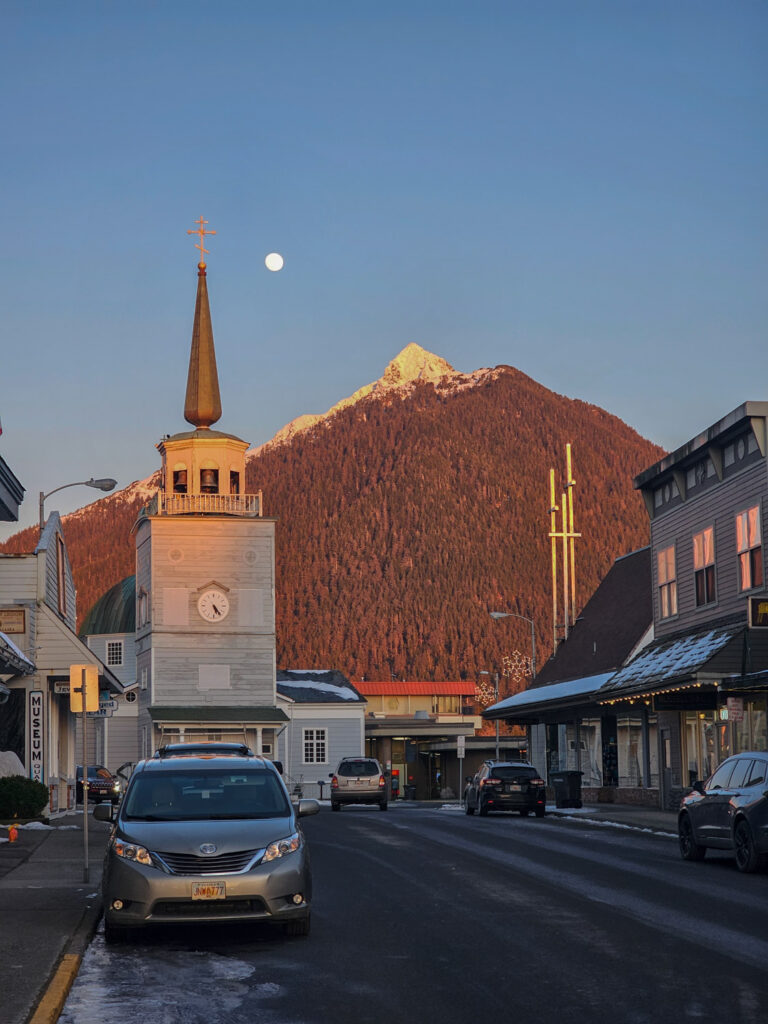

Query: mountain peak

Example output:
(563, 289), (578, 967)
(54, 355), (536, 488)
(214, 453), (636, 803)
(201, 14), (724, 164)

(255, 344), (461, 452)
(381, 344), (455, 387)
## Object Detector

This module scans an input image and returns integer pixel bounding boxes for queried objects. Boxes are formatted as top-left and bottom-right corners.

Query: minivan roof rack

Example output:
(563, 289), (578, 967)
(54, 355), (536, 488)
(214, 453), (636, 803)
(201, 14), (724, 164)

(154, 742), (254, 759)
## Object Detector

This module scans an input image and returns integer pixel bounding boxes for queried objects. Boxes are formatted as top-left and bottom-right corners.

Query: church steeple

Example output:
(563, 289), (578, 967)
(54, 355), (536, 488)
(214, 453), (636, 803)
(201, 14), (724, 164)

(184, 217), (222, 430)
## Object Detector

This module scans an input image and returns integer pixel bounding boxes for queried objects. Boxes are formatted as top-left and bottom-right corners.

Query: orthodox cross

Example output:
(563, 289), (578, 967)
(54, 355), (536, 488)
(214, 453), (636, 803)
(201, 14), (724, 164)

(187, 216), (216, 263)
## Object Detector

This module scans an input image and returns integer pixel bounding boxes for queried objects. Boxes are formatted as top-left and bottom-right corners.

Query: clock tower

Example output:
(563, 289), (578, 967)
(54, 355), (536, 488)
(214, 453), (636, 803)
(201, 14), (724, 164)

(134, 222), (287, 756)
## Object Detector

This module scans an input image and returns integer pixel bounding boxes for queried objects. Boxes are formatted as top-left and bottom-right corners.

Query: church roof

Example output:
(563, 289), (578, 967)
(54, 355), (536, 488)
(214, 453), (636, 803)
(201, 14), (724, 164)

(81, 575), (136, 636)
(184, 263), (222, 429)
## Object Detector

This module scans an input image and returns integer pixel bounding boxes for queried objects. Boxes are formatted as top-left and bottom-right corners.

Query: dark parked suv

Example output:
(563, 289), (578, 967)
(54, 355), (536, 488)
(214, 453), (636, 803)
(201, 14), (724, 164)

(464, 760), (546, 817)
(76, 765), (121, 805)
(678, 751), (768, 873)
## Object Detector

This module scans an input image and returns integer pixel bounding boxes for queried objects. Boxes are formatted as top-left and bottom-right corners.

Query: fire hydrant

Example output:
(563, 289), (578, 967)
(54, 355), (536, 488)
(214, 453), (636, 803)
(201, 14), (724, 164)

(8, 825), (19, 843)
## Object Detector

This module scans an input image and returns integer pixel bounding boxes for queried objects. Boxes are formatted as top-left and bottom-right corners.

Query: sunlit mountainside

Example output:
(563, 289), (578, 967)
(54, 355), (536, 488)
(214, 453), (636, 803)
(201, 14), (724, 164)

(1, 346), (664, 687)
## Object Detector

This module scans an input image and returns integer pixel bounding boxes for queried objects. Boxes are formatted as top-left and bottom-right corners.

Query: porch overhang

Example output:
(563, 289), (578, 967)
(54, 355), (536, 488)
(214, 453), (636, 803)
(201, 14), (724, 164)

(597, 623), (744, 705)
(483, 672), (615, 722)
(0, 631), (35, 676)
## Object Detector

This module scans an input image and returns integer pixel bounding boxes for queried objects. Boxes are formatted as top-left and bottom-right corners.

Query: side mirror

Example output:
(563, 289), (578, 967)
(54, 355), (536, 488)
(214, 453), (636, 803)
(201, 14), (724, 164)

(465, 776), (472, 783)
(692, 780), (705, 795)
(93, 804), (113, 822)
(297, 799), (321, 818)
(328, 772), (334, 779)
(272, 761), (283, 775)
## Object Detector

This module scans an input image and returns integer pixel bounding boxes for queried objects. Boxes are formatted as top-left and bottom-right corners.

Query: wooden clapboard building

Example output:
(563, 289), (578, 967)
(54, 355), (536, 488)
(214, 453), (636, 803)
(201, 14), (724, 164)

(134, 229), (287, 758)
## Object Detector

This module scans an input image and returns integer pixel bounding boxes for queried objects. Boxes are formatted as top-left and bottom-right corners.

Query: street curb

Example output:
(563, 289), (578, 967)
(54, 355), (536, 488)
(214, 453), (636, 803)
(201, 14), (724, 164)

(27, 898), (103, 1024)
(546, 809), (678, 836)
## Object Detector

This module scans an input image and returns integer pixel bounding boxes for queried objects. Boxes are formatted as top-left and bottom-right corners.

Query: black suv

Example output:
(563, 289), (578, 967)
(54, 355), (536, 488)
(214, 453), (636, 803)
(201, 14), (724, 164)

(464, 761), (546, 817)
(678, 751), (768, 873)
(76, 765), (121, 805)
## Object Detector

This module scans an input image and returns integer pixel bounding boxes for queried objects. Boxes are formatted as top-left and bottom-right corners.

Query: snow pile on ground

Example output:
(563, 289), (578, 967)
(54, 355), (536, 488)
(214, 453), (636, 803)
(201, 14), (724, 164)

(0, 750), (25, 777)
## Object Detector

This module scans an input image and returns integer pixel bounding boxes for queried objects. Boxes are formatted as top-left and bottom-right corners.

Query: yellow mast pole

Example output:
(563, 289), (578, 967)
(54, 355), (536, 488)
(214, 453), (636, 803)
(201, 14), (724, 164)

(549, 469), (559, 653)
(566, 443), (577, 624)
(561, 491), (570, 640)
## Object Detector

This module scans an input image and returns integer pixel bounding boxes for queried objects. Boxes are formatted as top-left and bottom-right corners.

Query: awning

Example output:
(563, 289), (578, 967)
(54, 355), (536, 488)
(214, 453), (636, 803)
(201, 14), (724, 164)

(598, 623), (744, 703)
(484, 672), (615, 720)
(0, 631), (35, 676)
(148, 706), (289, 724)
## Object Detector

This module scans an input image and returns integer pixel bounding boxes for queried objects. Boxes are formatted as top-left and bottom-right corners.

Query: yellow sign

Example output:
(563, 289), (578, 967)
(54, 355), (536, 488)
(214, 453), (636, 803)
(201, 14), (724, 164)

(69, 665), (99, 712)
(0, 608), (26, 633)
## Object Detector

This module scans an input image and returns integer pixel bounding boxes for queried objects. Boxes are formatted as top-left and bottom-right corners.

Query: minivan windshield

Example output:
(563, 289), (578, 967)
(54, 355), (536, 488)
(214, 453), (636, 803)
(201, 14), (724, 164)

(122, 769), (290, 821)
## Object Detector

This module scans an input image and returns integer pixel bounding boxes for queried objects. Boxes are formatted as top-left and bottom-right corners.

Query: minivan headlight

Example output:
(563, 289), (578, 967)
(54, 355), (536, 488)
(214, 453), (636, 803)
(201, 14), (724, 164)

(113, 838), (153, 866)
(262, 832), (301, 863)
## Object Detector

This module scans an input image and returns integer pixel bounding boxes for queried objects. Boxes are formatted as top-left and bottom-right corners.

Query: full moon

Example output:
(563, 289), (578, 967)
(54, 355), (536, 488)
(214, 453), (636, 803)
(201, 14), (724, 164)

(265, 252), (284, 272)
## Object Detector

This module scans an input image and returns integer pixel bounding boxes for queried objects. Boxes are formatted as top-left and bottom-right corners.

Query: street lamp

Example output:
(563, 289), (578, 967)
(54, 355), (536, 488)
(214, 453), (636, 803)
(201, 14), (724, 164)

(39, 478), (117, 533)
(490, 610), (536, 681)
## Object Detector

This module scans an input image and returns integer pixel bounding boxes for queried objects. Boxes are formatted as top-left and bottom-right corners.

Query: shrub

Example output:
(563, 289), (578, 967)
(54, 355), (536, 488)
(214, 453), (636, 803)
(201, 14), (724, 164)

(0, 776), (50, 819)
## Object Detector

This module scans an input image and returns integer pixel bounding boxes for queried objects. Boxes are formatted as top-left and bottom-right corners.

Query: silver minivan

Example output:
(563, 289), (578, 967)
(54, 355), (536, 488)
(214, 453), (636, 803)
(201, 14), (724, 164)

(329, 756), (388, 811)
(94, 743), (319, 941)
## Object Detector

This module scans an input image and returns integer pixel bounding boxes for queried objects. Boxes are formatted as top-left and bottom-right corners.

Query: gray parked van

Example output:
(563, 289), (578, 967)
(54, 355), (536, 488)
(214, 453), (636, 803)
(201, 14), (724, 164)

(94, 742), (319, 941)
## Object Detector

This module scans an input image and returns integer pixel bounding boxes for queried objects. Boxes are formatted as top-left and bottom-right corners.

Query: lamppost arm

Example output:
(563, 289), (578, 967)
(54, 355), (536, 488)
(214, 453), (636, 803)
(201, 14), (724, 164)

(489, 610), (537, 680)
(39, 478), (117, 533)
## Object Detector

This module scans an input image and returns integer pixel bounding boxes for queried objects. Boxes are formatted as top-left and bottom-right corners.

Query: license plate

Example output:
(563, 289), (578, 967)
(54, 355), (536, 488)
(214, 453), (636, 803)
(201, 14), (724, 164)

(507, 784), (522, 792)
(192, 882), (226, 900)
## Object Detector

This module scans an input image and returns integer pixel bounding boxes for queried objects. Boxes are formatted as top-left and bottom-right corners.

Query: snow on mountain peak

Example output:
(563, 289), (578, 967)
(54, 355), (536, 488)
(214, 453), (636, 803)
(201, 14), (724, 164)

(380, 344), (455, 387)
(254, 344), (462, 452)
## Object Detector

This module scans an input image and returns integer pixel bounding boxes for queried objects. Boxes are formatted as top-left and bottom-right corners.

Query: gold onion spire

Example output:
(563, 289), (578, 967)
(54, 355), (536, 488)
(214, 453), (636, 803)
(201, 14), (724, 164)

(184, 217), (222, 429)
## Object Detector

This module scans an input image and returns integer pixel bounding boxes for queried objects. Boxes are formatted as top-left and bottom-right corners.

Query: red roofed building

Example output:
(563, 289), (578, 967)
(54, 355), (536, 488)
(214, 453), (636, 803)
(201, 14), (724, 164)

(355, 681), (524, 800)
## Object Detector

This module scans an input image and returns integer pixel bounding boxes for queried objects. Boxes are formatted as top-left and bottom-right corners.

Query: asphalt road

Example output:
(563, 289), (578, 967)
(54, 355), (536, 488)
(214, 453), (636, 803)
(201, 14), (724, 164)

(59, 804), (768, 1024)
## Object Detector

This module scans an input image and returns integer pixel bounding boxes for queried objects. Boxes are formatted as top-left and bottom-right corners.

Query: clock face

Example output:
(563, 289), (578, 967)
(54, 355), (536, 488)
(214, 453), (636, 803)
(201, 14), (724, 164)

(197, 589), (230, 622)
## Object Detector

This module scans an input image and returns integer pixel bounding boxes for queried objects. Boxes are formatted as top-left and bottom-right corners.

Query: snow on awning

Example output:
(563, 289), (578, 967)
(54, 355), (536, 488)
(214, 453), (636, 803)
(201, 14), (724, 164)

(599, 623), (743, 700)
(485, 672), (615, 718)
(0, 631), (35, 676)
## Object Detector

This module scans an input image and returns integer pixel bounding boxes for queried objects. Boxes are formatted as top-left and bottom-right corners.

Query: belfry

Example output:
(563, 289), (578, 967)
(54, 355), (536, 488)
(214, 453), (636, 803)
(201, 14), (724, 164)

(134, 220), (286, 756)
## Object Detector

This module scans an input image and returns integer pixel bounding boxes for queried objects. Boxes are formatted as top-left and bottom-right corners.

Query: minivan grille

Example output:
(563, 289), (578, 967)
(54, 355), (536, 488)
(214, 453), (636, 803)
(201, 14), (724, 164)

(155, 848), (262, 875)
(152, 897), (266, 917)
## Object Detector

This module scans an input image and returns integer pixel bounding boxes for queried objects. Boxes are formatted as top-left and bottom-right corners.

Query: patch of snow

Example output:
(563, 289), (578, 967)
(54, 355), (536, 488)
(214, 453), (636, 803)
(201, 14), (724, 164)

(0, 750), (26, 777)
(488, 672), (615, 713)
(605, 626), (739, 692)
(279, 673), (359, 700)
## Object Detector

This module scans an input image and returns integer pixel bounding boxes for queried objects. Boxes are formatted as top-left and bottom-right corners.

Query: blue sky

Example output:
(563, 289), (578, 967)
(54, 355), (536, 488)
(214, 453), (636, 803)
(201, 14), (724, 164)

(2, 1), (766, 536)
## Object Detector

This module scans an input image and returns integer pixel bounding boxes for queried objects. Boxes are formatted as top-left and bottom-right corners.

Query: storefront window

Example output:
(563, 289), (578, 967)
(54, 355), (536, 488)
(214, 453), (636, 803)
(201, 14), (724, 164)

(617, 715), (644, 786)
(684, 712), (716, 784)
(647, 715), (659, 787)
(579, 718), (602, 787)
(731, 698), (767, 753)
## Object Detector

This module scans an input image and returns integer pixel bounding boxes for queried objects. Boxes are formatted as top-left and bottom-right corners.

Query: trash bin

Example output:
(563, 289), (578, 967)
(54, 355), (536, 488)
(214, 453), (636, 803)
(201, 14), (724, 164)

(404, 784), (417, 800)
(550, 770), (583, 808)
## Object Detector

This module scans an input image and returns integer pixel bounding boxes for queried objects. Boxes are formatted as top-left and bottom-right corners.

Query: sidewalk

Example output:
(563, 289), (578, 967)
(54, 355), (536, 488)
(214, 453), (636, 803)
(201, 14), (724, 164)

(0, 810), (110, 1024)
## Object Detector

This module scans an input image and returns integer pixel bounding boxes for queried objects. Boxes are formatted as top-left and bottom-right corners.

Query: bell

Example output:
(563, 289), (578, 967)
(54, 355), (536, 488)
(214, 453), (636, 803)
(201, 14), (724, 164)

(200, 469), (218, 492)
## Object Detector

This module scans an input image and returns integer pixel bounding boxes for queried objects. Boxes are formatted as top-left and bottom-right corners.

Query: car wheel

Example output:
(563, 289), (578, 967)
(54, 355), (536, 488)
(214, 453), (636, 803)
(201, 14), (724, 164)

(534, 807), (546, 818)
(283, 914), (311, 937)
(478, 801), (489, 817)
(734, 819), (764, 873)
(520, 809), (530, 817)
(464, 799), (475, 815)
(379, 801), (388, 811)
(678, 814), (706, 862)
(331, 801), (341, 812)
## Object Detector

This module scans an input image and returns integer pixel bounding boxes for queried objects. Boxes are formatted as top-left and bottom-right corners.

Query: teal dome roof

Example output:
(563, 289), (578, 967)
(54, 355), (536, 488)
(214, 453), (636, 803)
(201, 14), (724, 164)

(81, 575), (136, 636)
